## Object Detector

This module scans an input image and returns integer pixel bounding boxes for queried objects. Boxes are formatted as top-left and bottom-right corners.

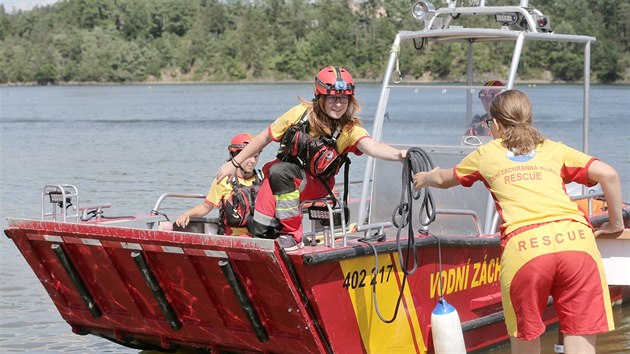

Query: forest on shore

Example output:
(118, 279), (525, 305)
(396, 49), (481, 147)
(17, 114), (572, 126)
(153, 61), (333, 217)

(0, 0), (628, 85)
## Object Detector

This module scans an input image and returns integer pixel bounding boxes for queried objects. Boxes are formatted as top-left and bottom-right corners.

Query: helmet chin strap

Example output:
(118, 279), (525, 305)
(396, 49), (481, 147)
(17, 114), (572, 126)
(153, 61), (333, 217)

(236, 166), (252, 178)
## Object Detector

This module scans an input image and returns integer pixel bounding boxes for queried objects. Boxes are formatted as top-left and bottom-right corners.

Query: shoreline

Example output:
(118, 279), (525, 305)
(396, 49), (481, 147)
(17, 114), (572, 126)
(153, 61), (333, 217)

(3, 68), (630, 87)
(3, 79), (629, 87)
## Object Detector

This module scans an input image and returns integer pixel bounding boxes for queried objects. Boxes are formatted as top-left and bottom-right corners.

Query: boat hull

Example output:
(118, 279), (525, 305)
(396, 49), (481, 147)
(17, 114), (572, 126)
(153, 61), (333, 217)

(7, 217), (627, 353)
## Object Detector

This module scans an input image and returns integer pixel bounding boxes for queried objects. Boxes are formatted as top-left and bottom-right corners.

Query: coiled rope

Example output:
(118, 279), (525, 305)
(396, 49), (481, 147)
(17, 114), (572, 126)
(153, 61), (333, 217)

(361, 147), (437, 323)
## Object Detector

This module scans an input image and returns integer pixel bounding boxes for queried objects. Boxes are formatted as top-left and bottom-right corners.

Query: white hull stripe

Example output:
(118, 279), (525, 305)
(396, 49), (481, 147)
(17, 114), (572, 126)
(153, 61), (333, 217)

(184, 248), (229, 258)
(81, 239), (102, 246)
(161, 246), (185, 254)
(26, 234), (226, 258)
(43, 235), (63, 242)
(120, 242), (142, 250)
(204, 250), (228, 258)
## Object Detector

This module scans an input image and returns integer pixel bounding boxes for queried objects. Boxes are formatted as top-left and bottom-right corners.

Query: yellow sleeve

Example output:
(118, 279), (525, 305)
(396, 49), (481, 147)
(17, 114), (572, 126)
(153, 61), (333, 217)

(558, 141), (597, 185)
(268, 104), (309, 142)
(205, 179), (231, 208)
(455, 149), (483, 187)
(337, 125), (370, 155)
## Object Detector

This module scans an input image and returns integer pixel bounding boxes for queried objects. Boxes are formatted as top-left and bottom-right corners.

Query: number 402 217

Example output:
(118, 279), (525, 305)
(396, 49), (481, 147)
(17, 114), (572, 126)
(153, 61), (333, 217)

(342, 264), (394, 290)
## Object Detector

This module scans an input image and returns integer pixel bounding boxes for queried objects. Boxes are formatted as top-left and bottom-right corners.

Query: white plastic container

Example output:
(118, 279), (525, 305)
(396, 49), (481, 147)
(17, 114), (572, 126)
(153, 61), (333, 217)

(431, 299), (467, 354)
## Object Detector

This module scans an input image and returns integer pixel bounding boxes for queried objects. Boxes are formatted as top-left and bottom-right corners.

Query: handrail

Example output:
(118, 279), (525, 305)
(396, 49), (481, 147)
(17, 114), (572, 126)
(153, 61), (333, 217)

(79, 204), (111, 221)
(431, 6), (536, 32)
(151, 193), (206, 215)
(300, 199), (347, 248)
(435, 208), (483, 237)
(570, 191), (605, 216)
(41, 184), (79, 222)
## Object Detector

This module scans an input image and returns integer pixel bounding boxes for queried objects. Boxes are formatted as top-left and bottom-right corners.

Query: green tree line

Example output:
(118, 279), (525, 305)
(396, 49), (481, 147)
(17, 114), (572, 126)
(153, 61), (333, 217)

(0, 0), (628, 85)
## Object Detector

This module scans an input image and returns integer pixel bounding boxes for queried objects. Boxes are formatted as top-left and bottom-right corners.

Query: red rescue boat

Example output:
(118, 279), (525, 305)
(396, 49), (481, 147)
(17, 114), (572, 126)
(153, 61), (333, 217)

(5, 1), (630, 353)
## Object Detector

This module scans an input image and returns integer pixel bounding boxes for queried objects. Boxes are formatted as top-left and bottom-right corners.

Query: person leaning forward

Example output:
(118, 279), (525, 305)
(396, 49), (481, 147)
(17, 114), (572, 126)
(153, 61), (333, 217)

(413, 89), (623, 354)
(215, 66), (407, 250)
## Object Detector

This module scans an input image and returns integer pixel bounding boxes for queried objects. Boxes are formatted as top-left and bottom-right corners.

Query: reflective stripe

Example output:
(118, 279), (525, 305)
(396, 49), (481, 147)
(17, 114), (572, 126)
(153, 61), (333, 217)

(253, 210), (277, 226)
(276, 190), (300, 201)
(276, 198), (298, 210)
(277, 206), (300, 219)
(276, 192), (300, 219)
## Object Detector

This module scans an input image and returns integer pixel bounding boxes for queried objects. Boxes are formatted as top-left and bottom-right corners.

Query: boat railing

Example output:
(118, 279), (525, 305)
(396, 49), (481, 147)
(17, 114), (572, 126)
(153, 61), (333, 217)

(149, 192), (222, 233)
(416, 1), (549, 33)
(301, 197), (395, 248)
(571, 191), (606, 216)
(300, 199), (348, 248)
(359, 2), (596, 227)
(368, 144), (496, 237)
(151, 192), (206, 215)
(432, 208), (483, 236)
(41, 184), (79, 222)
(79, 204), (111, 221)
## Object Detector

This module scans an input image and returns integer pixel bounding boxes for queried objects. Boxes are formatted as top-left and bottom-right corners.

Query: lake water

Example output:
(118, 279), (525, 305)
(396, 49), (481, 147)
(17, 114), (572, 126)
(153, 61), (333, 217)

(1, 84), (629, 353)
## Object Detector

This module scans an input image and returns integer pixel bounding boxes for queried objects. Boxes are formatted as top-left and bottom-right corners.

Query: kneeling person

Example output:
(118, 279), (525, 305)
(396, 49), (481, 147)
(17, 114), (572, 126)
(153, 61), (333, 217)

(175, 133), (263, 236)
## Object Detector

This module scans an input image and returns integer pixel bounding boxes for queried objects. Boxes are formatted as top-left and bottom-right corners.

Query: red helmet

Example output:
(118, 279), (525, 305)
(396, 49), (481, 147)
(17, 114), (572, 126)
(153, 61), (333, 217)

(479, 80), (505, 99)
(314, 66), (355, 96)
(484, 80), (504, 87)
(228, 133), (253, 153)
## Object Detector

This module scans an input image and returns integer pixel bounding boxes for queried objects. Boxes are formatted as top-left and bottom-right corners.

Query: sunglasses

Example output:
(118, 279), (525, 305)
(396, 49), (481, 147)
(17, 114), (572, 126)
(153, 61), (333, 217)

(485, 118), (494, 128)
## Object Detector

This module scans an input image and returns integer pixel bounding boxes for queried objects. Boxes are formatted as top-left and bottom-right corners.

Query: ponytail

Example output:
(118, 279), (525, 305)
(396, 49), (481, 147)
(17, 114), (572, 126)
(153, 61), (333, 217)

(490, 90), (544, 155)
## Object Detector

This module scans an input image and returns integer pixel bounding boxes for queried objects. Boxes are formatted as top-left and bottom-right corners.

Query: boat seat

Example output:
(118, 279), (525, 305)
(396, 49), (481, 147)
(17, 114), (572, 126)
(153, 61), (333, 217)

(172, 216), (220, 234)
(370, 144), (497, 237)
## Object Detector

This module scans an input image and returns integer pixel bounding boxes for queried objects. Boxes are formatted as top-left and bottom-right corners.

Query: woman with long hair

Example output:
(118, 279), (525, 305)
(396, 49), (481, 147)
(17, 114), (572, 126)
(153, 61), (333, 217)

(216, 66), (406, 250)
(413, 89), (623, 354)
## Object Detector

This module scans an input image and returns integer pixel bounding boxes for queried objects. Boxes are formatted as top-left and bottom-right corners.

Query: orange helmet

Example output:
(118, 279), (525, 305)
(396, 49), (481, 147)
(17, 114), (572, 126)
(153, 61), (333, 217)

(228, 133), (253, 153)
(314, 66), (355, 96)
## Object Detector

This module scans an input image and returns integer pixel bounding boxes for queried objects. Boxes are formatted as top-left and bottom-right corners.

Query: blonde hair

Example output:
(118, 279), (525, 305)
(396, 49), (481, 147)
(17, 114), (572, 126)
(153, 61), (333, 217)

(490, 89), (544, 155)
(298, 96), (362, 136)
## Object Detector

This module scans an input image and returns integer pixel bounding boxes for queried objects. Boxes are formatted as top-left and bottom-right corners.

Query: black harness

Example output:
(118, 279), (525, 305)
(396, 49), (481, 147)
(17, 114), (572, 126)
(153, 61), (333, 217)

(218, 170), (263, 235)
(276, 110), (350, 208)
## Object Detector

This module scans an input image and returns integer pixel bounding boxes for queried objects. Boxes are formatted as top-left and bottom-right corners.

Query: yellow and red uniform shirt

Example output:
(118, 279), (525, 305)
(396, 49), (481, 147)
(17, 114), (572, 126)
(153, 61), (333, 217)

(268, 104), (370, 155)
(454, 139), (597, 236)
(205, 175), (258, 236)
(454, 139), (613, 339)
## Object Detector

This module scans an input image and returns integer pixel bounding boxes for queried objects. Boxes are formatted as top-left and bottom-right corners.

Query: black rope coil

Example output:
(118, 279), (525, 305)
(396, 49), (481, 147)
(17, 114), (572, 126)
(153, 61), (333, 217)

(361, 147), (437, 323)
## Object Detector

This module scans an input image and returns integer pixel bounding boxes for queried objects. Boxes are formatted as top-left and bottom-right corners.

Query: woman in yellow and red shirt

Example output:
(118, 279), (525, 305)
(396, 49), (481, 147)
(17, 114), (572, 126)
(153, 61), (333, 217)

(216, 66), (406, 250)
(413, 90), (623, 354)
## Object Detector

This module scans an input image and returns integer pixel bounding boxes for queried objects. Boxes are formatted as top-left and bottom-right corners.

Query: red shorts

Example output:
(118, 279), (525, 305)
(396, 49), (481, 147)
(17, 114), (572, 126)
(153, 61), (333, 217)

(500, 220), (614, 339)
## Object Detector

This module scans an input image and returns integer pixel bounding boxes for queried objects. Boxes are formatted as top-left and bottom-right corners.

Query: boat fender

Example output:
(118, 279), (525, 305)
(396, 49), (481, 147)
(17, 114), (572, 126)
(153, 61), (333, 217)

(431, 299), (466, 354)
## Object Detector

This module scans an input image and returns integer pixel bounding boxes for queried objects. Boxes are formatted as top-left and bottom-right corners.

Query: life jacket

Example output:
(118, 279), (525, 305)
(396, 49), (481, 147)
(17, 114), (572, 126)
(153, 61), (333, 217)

(276, 110), (347, 180)
(219, 170), (263, 234)
(276, 109), (350, 208)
